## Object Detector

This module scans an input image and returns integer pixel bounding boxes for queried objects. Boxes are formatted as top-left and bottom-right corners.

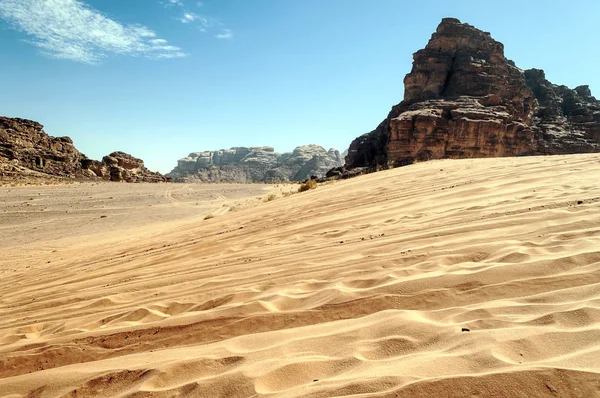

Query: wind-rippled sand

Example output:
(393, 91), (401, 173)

(1, 155), (599, 397)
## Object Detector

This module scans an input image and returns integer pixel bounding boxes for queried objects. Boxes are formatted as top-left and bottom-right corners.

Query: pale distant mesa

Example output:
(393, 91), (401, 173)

(166, 146), (344, 183)
(2, 18), (600, 183)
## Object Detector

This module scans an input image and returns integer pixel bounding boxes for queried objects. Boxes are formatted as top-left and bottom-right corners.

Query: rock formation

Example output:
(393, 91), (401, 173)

(345, 18), (600, 171)
(83, 152), (169, 183)
(0, 117), (87, 179)
(0, 117), (168, 182)
(168, 145), (343, 182)
(524, 69), (600, 153)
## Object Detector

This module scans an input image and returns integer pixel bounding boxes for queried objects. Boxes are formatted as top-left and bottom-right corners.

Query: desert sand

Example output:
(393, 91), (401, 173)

(1, 154), (599, 397)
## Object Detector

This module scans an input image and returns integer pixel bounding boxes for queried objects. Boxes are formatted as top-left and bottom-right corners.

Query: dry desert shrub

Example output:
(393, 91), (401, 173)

(298, 179), (317, 192)
(265, 193), (277, 202)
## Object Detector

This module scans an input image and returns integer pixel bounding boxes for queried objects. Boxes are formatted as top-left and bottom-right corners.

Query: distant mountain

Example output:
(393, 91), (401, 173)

(167, 145), (343, 183)
(0, 117), (168, 182)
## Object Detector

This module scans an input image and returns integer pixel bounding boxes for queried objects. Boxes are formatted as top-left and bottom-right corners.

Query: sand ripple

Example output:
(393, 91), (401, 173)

(1, 155), (600, 397)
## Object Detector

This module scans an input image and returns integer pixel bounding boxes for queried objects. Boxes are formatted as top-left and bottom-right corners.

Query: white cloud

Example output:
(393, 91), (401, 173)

(162, 0), (233, 39)
(177, 12), (215, 34)
(162, 0), (184, 7)
(180, 12), (199, 24)
(215, 29), (233, 39)
(0, 0), (186, 63)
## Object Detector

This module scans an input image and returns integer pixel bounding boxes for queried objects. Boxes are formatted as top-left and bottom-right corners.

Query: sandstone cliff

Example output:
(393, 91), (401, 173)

(346, 18), (600, 170)
(0, 117), (168, 182)
(168, 145), (343, 182)
(0, 117), (86, 178)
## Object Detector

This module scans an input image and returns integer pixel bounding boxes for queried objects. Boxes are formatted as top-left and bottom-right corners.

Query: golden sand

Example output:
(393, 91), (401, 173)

(1, 155), (599, 397)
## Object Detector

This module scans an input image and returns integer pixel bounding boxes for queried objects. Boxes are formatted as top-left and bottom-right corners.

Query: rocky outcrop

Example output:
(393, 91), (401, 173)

(168, 145), (343, 182)
(346, 18), (600, 171)
(83, 152), (169, 183)
(524, 69), (600, 153)
(0, 117), (87, 178)
(0, 117), (168, 182)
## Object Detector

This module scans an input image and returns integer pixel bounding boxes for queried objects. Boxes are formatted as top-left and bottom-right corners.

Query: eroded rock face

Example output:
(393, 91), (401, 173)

(346, 18), (600, 170)
(167, 145), (343, 182)
(0, 117), (88, 178)
(0, 117), (168, 182)
(524, 69), (600, 153)
(83, 152), (169, 183)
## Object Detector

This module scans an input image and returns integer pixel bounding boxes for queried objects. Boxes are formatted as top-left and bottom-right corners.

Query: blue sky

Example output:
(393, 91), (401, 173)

(1, 0), (598, 173)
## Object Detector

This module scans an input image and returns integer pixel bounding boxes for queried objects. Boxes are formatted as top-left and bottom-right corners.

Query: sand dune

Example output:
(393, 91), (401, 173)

(1, 154), (599, 397)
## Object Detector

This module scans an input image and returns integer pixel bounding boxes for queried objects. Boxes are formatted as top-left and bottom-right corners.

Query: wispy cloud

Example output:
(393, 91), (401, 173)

(180, 14), (214, 33)
(0, 0), (186, 63)
(180, 12), (199, 24)
(163, 0), (232, 37)
(161, 0), (184, 7)
(215, 29), (233, 39)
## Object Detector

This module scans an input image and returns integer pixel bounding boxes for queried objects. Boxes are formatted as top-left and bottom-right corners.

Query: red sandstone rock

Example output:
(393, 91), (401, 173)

(346, 18), (600, 170)
(86, 152), (169, 183)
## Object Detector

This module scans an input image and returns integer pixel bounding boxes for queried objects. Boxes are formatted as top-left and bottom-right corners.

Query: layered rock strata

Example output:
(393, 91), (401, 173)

(346, 18), (600, 170)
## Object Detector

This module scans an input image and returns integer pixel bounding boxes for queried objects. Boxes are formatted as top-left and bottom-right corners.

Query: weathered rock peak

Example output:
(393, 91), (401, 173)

(406, 19), (527, 106)
(345, 18), (600, 171)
